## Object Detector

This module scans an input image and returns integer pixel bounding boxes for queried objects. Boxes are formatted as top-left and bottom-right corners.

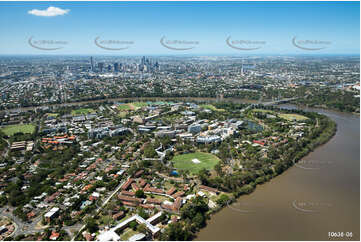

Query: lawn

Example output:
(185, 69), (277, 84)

(120, 228), (138, 241)
(118, 111), (127, 118)
(171, 152), (220, 174)
(200, 104), (225, 112)
(117, 102), (147, 111)
(279, 113), (308, 121)
(148, 194), (169, 202)
(47, 113), (59, 117)
(117, 104), (132, 111)
(71, 108), (95, 116)
(131, 102), (148, 108)
(1, 124), (36, 136)
(252, 109), (275, 114)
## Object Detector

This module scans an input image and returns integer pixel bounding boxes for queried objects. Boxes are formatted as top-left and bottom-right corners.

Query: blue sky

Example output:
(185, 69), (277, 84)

(0, 1), (359, 55)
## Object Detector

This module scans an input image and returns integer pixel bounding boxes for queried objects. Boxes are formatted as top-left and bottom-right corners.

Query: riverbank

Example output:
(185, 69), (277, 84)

(192, 106), (338, 240)
(196, 105), (359, 241)
(289, 101), (360, 116)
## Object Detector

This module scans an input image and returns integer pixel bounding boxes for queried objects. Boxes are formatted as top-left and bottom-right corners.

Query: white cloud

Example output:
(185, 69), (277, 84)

(28, 6), (70, 17)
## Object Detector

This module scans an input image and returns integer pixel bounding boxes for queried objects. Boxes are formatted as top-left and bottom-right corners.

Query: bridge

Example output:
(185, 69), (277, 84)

(262, 97), (299, 106)
(240, 97), (299, 112)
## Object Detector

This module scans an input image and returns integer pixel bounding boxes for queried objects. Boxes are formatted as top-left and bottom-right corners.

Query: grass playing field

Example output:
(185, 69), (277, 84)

(117, 102), (148, 111)
(71, 108), (95, 116)
(171, 152), (220, 174)
(279, 113), (308, 121)
(200, 104), (225, 112)
(47, 113), (59, 117)
(1, 124), (36, 136)
(131, 102), (148, 108)
(252, 109), (275, 114)
(117, 104), (132, 111)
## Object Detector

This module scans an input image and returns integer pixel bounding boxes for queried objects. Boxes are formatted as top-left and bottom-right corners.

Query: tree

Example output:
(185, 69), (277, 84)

(193, 212), (206, 228)
(137, 208), (149, 220)
(85, 218), (98, 233)
(135, 190), (145, 198)
(180, 196), (209, 230)
(137, 223), (147, 234)
(144, 145), (157, 158)
(197, 168), (210, 185)
(214, 163), (223, 176)
(160, 222), (192, 241)
(216, 194), (230, 207)
(129, 221), (138, 230)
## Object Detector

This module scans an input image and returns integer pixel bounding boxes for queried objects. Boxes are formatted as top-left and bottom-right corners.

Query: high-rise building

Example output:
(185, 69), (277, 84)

(114, 63), (119, 72)
(90, 57), (94, 71)
(107, 64), (112, 72)
(154, 61), (160, 71)
(141, 56), (146, 66)
(98, 62), (104, 72)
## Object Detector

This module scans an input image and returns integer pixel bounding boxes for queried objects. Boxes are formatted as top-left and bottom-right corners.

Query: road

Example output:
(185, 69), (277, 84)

(70, 176), (130, 241)
(0, 174), (130, 240)
(1, 138), (10, 162)
(0, 206), (43, 238)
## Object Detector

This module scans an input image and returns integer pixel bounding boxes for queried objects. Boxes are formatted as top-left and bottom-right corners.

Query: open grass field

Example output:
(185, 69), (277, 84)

(200, 104), (225, 112)
(117, 102), (148, 111)
(120, 228), (138, 241)
(71, 108), (95, 116)
(118, 111), (127, 118)
(1, 124), (36, 136)
(47, 113), (59, 117)
(131, 102), (148, 108)
(279, 113), (308, 121)
(171, 152), (220, 174)
(252, 109), (275, 114)
(117, 104), (132, 111)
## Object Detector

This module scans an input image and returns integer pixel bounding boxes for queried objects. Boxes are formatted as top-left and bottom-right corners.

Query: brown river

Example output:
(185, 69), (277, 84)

(196, 105), (360, 241)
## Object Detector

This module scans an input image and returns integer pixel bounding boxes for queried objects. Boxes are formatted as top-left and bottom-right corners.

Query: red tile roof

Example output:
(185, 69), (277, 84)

(49, 231), (60, 240)
(166, 187), (176, 195)
(134, 170), (144, 178)
(199, 185), (220, 194)
(146, 198), (162, 205)
(121, 190), (135, 197)
(172, 191), (185, 199)
(118, 194), (142, 203)
(121, 178), (134, 190)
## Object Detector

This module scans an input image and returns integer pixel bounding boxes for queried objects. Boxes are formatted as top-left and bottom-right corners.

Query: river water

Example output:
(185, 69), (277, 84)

(196, 105), (360, 241)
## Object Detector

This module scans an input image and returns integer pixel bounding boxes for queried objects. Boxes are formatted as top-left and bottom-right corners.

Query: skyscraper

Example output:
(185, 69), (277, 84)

(90, 57), (94, 71)
(98, 62), (104, 72)
(114, 63), (119, 72)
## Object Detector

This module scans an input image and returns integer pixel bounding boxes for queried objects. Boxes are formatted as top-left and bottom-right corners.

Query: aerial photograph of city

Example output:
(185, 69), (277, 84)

(0, 1), (359, 241)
